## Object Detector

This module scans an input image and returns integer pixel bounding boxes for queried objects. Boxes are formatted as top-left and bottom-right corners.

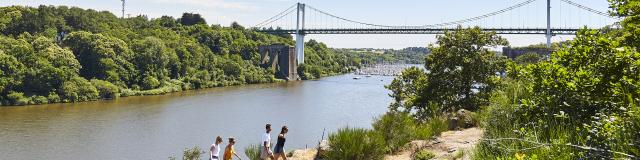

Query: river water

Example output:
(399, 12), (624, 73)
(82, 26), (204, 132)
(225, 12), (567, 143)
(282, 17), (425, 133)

(0, 74), (393, 160)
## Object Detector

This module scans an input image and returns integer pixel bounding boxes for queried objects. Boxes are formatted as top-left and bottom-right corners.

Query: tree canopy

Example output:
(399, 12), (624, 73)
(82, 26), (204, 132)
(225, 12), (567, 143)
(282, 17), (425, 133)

(0, 5), (361, 105)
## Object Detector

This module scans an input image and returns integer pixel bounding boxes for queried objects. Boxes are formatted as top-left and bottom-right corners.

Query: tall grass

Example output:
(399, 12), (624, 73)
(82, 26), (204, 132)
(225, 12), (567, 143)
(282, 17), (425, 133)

(372, 111), (415, 153)
(414, 116), (448, 140)
(244, 143), (261, 160)
(326, 127), (387, 160)
(473, 80), (640, 159)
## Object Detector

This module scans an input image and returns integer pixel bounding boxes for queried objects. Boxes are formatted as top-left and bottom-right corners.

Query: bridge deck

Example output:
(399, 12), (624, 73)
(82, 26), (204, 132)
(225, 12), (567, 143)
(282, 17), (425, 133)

(256, 28), (580, 35)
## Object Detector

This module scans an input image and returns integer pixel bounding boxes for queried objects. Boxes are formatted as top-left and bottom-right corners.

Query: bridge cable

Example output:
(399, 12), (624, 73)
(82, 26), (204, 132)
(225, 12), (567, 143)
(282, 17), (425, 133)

(253, 3), (297, 28)
(559, 0), (619, 19)
(305, 5), (397, 28)
(418, 0), (538, 28)
(307, 0), (538, 29)
(255, 8), (296, 29)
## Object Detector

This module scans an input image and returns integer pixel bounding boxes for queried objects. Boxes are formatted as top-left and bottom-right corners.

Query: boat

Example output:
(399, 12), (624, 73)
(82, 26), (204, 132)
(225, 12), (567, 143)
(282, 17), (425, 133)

(353, 77), (361, 80)
(365, 75), (372, 77)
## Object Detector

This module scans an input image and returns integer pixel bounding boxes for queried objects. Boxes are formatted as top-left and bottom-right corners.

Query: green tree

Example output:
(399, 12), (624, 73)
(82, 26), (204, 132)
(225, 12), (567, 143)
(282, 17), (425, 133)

(132, 36), (178, 82)
(0, 50), (24, 94)
(91, 79), (120, 99)
(63, 31), (136, 87)
(514, 52), (542, 65)
(60, 76), (98, 102)
(230, 21), (245, 30)
(388, 27), (508, 120)
(609, 0), (640, 49)
(0, 6), (23, 31)
(177, 13), (206, 26)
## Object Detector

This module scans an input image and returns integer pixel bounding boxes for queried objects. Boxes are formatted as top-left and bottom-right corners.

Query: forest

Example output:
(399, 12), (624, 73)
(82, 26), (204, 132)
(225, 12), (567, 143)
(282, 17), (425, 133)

(0, 5), (384, 106)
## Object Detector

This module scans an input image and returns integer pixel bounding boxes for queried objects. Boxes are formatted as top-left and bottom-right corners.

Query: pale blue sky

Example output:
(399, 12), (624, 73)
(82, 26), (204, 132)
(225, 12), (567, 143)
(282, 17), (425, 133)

(1, 0), (617, 48)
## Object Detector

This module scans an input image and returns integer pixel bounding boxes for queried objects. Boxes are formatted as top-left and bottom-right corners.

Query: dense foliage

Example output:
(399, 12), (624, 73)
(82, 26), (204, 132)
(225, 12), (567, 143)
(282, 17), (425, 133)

(383, 47), (430, 64)
(332, 47), (429, 66)
(0, 5), (358, 105)
(386, 27), (508, 121)
(473, 1), (640, 159)
(514, 52), (542, 65)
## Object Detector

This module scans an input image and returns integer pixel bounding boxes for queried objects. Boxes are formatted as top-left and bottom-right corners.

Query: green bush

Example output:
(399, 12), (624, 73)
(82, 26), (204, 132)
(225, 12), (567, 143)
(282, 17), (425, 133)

(31, 95), (48, 104)
(47, 92), (61, 103)
(372, 111), (415, 153)
(91, 79), (120, 99)
(326, 127), (387, 160)
(60, 77), (99, 102)
(415, 116), (448, 140)
(244, 143), (261, 160)
(414, 149), (435, 160)
(514, 52), (542, 64)
(6, 91), (29, 105)
(142, 75), (161, 90)
(172, 146), (202, 160)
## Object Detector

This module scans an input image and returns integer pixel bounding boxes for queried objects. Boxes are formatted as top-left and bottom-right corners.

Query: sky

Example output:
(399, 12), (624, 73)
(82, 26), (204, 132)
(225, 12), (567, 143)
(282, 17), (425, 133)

(0, 0), (618, 49)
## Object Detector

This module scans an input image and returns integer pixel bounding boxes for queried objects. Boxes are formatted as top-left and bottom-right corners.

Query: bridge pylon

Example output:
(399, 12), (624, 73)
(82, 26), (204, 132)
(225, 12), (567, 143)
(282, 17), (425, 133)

(295, 3), (306, 64)
(546, 0), (552, 48)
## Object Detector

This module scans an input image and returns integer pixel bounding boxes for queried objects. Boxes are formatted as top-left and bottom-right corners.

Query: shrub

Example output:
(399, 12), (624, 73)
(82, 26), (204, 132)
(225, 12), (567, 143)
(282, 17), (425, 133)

(91, 79), (120, 99)
(171, 146), (202, 160)
(31, 95), (48, 104)
(60, 76), (99, 102)
(414, 149), (435, 160)
(142, 75), (160, 90)
(47, 92), (61, 103)
(514, 52), (542, 64)
(244, 143), (261, 160)
(119, 88), (136, 97)
(297, 64), (322, 80)
(415, 116), (448, 140)
(326, 127), (387, 160)
(6, 91), (29, 105)
(372, 111), (415, 153)
(183, 146), (201, 160)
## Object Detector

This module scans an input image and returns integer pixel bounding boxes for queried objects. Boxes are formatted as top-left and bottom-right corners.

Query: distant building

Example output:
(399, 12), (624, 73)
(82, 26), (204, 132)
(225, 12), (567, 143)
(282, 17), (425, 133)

(502, 47), (551, 60)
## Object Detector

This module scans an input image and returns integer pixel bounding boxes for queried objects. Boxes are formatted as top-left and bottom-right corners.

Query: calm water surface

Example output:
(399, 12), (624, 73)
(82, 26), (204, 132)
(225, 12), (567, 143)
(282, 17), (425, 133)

(0, 74), (393, 160)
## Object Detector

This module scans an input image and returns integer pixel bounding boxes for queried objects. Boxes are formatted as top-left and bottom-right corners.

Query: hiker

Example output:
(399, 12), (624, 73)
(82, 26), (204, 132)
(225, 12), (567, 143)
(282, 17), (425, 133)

(261, 124), (275, 160)
(274, 126), (289, 160)
(210, 136), (223, 160)
(223, 137), (241, 160)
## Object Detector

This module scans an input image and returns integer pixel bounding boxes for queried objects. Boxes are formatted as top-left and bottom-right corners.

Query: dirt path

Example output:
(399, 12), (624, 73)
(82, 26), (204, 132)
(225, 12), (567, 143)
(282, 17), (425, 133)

(384, 127), (484, 160)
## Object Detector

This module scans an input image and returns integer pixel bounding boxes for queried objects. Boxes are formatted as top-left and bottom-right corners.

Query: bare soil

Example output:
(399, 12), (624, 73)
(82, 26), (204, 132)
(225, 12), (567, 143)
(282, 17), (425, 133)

(384, 127), (484, 160)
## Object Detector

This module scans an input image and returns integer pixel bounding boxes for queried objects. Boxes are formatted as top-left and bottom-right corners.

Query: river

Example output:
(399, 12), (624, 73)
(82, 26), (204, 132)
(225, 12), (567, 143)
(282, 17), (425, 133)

(0, 73), (394, 160)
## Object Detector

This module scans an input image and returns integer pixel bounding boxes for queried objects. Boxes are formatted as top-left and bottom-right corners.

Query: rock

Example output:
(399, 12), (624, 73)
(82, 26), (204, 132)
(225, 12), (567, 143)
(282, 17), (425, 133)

(316, 140), (330, 159)
(448, 116), (459, 130)
(447, 147), (457, 153)
(455, 109), (477, 129)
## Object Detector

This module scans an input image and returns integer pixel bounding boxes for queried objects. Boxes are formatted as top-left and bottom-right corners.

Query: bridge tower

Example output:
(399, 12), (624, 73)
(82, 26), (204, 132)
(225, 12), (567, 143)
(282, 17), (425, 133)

(546, 0), (551, 48)
(295, 3), (306, 64)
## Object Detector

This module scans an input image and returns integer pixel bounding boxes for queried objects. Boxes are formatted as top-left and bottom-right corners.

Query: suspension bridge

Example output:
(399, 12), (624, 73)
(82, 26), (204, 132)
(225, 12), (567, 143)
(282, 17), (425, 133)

(253, 0), (619, 64)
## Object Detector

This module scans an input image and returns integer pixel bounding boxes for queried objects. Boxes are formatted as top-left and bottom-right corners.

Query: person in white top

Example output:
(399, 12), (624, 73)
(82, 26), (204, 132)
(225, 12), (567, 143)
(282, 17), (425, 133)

(210, 136), (223, 160)
(260, 124), (274, 160)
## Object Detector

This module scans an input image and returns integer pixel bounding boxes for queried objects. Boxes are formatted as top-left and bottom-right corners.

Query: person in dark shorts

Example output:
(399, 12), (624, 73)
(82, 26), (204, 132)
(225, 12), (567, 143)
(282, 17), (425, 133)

(274, 126), (288, 160)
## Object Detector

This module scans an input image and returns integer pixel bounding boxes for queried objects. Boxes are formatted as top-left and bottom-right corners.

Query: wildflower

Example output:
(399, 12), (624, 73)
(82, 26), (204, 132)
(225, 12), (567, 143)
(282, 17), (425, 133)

(515, 152), (526, 160)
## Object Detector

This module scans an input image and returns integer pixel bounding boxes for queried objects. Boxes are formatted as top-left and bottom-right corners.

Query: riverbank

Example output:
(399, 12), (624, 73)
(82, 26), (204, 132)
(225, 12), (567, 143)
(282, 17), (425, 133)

(2, 63), (419, 107)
